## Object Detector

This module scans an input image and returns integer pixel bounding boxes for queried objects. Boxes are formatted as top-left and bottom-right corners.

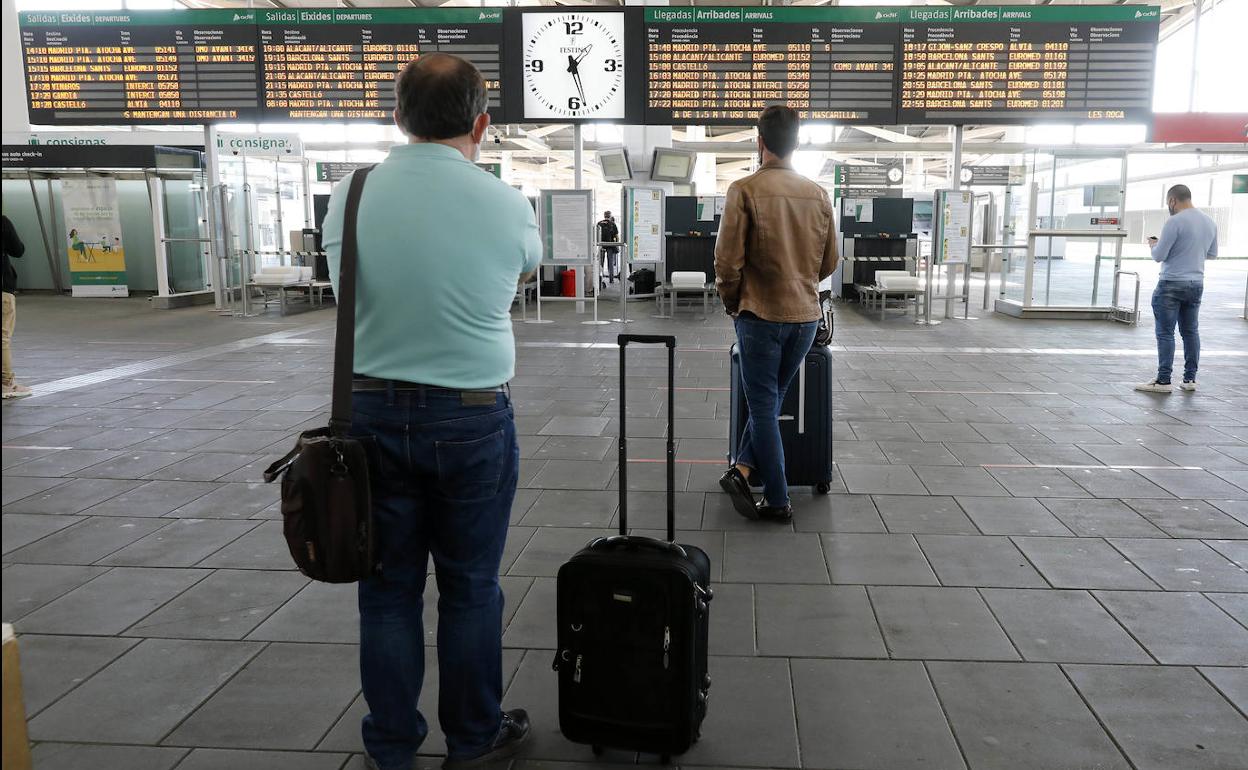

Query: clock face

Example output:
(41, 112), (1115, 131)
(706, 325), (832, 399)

(522, 12), (625, 121)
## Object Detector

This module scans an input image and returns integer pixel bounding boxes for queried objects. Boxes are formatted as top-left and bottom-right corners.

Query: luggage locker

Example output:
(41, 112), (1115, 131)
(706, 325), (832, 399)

(554, 334), (712, 762)
(729, 343), (835, 494)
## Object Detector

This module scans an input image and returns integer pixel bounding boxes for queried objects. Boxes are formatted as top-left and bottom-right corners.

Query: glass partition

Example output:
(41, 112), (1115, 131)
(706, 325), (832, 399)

(158, 174), (209, 293)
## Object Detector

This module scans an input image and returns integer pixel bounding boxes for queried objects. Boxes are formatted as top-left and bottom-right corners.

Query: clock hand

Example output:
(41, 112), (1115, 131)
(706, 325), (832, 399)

(574, 43), (594, 66)
(567, 54), (578, 74)
(572, 70), (586, 105)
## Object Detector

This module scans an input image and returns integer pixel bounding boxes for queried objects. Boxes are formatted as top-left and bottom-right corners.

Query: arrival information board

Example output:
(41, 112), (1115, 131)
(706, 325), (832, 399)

(897, 5), (1160, 124)
(258, 8), (503, 122)
(644, 7), (899, 125)
(18, 9), (260, 124)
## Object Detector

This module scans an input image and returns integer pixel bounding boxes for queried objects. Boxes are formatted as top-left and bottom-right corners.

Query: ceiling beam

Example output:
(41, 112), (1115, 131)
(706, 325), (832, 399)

(711, 128), (757, 143)
(851, 126), (921, 144)
(523, 125), (566, 139)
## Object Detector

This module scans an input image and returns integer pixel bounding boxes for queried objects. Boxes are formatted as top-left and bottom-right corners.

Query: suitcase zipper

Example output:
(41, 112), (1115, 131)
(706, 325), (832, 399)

(663, 626), (671, 670)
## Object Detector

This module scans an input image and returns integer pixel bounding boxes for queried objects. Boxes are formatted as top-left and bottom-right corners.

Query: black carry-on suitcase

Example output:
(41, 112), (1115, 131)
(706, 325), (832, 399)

(728, 343), (835, 494)
(554, 334), (713, 763)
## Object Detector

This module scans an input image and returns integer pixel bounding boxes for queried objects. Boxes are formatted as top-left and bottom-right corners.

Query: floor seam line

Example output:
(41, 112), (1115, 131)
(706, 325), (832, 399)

(23, 324), (333, 400)
(1057, 663), (1141, 770)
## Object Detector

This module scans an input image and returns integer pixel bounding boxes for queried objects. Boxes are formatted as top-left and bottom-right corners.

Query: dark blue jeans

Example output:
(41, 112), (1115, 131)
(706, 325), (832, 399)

(1151, 280), (1203, 384)
(733, 313), (819, 508)
(349, 386), (518, 769)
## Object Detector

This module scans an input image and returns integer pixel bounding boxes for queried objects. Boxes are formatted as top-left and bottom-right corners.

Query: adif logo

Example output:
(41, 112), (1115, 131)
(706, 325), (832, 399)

(1135, 10), (1143, 17)
(876, 11), (883, 19)
(874, 11), (898, 20)
(234, 13), (243, 21)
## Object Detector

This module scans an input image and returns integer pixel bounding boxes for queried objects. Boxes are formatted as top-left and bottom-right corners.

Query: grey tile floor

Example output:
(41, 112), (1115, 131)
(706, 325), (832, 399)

(3, 279), (1248, 770)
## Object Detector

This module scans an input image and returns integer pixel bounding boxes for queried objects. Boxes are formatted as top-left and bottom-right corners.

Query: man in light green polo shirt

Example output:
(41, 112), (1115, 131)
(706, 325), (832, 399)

(321, 54), (539, 770)
(323, 91), (539, 389)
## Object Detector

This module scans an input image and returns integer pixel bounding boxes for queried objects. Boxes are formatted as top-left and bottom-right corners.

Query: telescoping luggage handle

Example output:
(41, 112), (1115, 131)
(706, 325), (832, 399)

(617, 334), (677, 544)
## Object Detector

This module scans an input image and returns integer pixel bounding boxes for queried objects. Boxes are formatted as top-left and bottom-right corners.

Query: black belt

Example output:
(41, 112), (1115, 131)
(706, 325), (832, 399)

(352, 377), (507, 403)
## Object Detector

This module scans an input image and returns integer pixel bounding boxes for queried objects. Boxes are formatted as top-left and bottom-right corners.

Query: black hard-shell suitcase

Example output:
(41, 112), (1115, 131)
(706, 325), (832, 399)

(554, 334), (713, 762)
(728, 343), (835, 494)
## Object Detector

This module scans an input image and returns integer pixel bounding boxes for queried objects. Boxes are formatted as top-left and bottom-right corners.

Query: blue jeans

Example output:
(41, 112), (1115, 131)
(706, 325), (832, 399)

(349, 385), (519, 769)
(1151, 280), (1203, 384)
(602, 247), (619, 278)
(733, 314), (819, 508)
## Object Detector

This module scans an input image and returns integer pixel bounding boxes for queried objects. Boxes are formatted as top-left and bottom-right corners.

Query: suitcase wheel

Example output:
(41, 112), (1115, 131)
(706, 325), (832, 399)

(815, 482), (831, 495)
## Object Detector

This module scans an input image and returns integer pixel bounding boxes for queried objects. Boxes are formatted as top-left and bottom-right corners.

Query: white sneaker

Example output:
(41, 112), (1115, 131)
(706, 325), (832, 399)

(1179, 380), (1197, 392)
(2, 383), (33, 400)
(1134, 380), (1173, 394)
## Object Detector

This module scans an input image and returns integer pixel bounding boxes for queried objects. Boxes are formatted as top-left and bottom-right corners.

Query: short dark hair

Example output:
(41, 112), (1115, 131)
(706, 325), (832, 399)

(394, 53), (488, 140)
(757, 105), (800, 158)
(1166, 184), (1192, 202)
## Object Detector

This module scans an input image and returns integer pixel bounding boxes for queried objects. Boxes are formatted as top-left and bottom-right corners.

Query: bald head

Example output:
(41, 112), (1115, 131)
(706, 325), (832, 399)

(394, 53), (488, 140)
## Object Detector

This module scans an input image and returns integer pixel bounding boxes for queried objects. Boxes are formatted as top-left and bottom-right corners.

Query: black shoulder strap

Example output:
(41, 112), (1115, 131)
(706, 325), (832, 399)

(329, 166), (375, 437)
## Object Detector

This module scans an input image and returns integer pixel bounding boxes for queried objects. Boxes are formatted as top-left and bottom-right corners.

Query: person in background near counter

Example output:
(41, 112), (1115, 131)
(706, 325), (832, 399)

(321, 54), (541, 770)
(1135, 184), (1218, 394)
(714, 106), (839, 522)
(2, 215), (32, 400)
(597, 210), (620, 283)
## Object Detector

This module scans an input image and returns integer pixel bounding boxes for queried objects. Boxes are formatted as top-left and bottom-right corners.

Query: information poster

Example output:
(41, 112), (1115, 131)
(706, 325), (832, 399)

(626, 187), (664, 263)
(934, 189), (972, 265)
(542, 190), (593, 262)
(61, 177), (129, 297)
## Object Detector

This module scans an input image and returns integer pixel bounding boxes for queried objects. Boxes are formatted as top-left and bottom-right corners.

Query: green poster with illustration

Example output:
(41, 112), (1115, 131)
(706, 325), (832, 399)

(60, 177), (129, 297)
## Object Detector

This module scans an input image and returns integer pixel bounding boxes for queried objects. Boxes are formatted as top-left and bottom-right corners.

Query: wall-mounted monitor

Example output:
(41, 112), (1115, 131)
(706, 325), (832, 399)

(650, 147), (696, 184)
(597, 147), (633, 183)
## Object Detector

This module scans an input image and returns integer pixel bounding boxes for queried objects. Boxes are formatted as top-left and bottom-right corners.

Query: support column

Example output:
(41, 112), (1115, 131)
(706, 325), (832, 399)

(573, 123), (584, 189)
(1188, 0), (1204, 111)
(204, 125), (226, 310)
(573, 123), (585, 311)
(945, 125), (965, 318)
(688, 125), (716, 195)
(1, 0), (30, 133)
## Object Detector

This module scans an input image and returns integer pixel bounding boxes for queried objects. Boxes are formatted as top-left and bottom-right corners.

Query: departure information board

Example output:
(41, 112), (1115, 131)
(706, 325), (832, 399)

(644, 7), (898, 125)
(258, 8), (503, 122)
(18, 9), (260, 125)
(897, 5), (1160, 124)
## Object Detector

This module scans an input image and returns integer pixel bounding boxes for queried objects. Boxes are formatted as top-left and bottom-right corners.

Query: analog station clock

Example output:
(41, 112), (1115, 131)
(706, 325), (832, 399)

(522, 11), (626, 121)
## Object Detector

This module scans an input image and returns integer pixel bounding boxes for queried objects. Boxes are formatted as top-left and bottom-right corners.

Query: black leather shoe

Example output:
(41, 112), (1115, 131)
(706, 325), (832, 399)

(755, 502), (793, 523)
(719, 467), (758, 520)
(443, 709), (531, 768)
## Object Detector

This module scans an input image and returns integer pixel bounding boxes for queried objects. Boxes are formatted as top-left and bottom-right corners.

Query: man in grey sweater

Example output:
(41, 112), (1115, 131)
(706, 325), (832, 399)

(1135, 184), (1218, 394)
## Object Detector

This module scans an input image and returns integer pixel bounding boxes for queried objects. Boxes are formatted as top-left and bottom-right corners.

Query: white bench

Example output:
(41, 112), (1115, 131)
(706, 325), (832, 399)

(658, 271), (714, 319)
(858, 270), (925, 320)
(250, 266), (317, 315)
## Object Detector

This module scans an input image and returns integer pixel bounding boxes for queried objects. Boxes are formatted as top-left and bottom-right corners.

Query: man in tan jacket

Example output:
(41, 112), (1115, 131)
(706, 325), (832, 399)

(715, 106), (839, 522)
